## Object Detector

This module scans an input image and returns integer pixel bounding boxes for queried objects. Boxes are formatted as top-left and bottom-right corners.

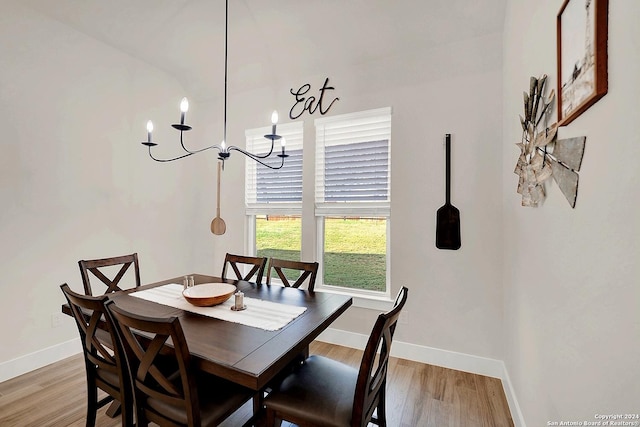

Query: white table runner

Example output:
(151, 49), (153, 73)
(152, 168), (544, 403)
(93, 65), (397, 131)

(130, 284), (306, 331)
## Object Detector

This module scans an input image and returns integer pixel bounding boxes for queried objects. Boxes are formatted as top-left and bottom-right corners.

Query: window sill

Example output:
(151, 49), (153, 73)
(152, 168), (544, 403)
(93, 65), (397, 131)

(314, 287), (394, 311)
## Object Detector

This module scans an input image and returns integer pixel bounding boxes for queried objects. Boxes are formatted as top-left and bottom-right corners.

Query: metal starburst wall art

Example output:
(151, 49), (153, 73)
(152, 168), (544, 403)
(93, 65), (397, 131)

(514, 75), (586, 208)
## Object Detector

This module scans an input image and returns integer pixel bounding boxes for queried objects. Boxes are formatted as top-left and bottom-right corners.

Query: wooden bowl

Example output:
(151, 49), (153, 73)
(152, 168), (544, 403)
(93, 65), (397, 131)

(182, 283), (236, 307)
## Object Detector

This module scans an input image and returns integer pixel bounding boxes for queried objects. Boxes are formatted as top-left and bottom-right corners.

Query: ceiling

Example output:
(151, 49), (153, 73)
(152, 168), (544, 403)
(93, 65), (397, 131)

(22, 0), (507, 101)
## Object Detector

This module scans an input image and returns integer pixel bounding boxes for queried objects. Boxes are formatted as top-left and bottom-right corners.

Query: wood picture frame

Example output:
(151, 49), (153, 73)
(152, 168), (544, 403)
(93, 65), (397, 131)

(557, 0), (608, 126)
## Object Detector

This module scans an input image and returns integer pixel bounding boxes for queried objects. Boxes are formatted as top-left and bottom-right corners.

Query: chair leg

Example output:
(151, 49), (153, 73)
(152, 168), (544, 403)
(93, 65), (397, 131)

(85, 380), (97, 427)
(119, 401), (134, 427)
(376, 386), (387, 427)
(136, 408), (149, 427)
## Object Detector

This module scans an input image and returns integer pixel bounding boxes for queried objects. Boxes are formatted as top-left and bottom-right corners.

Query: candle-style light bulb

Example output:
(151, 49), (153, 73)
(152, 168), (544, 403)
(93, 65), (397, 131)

(146, 120), (154, 143)
(180, 97), (189, 125)
(221, 140), (226, 150)
(271, 110), (278, 135)
(280, 137), (286, 156)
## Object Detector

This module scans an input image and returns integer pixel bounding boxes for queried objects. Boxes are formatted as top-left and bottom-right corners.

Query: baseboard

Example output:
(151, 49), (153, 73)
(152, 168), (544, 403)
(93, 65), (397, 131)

(317, 328), (526, 427)
(500, 362), (527, 427)
(0, 338), (80, 383)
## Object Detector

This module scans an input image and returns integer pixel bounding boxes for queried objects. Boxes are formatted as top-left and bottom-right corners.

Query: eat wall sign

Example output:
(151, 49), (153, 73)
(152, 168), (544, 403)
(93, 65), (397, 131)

(289, 77), (339, 120)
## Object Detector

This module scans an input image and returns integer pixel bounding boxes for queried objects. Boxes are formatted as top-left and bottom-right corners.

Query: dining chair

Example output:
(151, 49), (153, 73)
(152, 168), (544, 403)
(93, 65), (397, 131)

(263, 286), (408, 427)
(78, 253), (141, 296)
(221, 253), (268, 284)
(60, 284), (134, 427)
(265, 258), (319, 291)
(106, 302), (256, 427)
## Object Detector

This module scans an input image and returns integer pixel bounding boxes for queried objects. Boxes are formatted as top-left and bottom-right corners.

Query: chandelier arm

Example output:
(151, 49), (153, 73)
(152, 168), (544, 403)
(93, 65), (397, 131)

(147, 145), (195, 162)
(179, 131), (199, 154)
(225, 140), (276, 160)
(178, 131), (224, 155)
(227, 146), (286, 170)
(147, 143), (227, 162)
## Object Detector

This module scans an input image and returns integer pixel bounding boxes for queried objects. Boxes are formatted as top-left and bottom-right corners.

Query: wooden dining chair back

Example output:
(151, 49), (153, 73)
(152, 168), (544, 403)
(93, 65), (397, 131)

(266, 258), (319, 291)
(221, 253), (267, 284)
(60, 284), (134, 427)
(264, 286), (408, 427)
(79, 253), (141, 296)
(352, 285), (408, 425)
(107, 302), (255, 427)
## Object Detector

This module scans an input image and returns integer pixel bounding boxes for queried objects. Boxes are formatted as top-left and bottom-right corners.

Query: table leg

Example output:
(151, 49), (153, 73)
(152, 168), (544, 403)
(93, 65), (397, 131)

(242, 392), (265, 427)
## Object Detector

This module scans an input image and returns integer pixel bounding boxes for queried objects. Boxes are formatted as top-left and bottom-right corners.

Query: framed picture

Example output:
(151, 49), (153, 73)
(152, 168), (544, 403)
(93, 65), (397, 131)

(557, 0), (608, 126)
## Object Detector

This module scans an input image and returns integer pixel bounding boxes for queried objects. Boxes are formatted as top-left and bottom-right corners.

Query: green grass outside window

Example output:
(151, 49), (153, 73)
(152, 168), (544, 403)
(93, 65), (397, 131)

(256, 216), (386, 291)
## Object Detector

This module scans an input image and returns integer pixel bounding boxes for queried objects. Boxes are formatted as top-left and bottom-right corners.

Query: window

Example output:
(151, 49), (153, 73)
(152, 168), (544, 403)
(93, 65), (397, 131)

(315, 107), (391, 296)
(245, 122), (304, 265)
(245, 109), (391, 299)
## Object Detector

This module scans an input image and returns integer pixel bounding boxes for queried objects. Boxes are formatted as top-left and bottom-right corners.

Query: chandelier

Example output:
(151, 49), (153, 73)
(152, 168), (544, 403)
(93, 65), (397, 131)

(141, 0), (287, 170)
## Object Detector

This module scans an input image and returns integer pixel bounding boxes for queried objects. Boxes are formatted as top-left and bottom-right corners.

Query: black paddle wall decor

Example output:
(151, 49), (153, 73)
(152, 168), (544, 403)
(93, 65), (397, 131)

(436, 134), (461, 250)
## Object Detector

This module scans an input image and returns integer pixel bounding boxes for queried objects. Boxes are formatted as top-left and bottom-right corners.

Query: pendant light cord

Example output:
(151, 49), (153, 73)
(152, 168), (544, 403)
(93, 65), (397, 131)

(223, 0), (228, 146)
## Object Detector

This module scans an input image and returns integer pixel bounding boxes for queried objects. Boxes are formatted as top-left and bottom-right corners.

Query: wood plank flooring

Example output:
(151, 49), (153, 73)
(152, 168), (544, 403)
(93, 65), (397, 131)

(0, 341), (513, 426)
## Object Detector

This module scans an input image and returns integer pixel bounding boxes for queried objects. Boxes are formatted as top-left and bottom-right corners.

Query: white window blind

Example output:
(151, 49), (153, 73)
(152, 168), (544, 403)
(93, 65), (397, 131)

(315, 107), (391, 217)
(245, 121), (303, 215)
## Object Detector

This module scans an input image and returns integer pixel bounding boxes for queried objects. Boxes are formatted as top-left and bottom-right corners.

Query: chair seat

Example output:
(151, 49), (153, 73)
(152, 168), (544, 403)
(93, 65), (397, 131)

(95, 366), (121, 389)
(265, 355), (358, 427)
(146, 374), (254, 426)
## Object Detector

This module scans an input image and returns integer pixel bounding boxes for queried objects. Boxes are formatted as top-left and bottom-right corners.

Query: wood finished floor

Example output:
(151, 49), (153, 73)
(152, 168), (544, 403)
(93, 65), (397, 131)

(0, 341), (513, 427)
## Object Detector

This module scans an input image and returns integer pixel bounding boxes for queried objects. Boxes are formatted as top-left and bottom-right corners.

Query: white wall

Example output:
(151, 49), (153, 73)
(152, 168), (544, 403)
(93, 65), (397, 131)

(195, 31), (506, 360)
(0, 4), (205, 366)
(0, 3), (506, 377)
(503, 0), (640, 424)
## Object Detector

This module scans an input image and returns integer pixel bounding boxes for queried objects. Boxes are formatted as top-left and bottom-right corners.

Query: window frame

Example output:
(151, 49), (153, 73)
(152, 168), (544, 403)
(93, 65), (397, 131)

(245, 121), (304, 259)
(314, 107), (392, 300)
(244, 109), (394, 307)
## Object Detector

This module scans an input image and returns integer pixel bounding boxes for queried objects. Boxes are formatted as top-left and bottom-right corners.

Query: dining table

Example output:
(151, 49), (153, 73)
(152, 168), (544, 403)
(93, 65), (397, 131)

(62, 273), (353, 393)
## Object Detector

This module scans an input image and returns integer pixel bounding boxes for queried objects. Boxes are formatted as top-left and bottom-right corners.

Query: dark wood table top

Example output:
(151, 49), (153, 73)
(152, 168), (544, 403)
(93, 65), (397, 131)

(64, 274), (352, 391)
